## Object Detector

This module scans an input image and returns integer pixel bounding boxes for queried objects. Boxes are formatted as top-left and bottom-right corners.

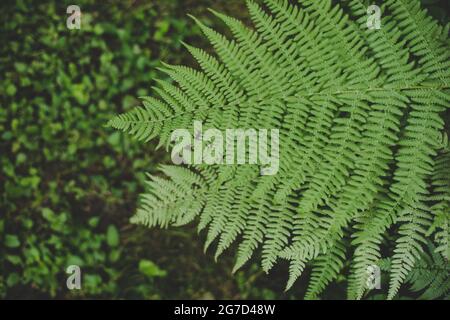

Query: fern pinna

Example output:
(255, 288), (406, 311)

(109, 0), (450, 299)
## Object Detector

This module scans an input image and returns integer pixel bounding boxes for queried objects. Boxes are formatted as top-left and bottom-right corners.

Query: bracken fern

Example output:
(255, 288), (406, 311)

(109, 0), (449, 299)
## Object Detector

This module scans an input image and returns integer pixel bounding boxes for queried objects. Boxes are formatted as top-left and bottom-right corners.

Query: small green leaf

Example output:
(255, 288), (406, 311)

(41, 208), (54, 221)
(6, 84), (17, 96)
(5, 235), (20, 248)
(106, 225), (119, 247)
(139, 259), (167, 278)
(6, 273), (20, 287)
(107, 132), (121, 146)
(67, 255), (84, 267)
(88, 217), (100, 228)
(6, 255), (22, 265)
(109, 249), (121, 263)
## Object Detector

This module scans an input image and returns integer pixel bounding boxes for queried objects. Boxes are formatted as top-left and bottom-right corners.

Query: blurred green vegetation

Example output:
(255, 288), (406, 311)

(0, 0), (448, 299)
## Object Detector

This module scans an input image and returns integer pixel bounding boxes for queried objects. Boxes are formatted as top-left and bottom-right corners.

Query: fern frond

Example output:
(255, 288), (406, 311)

(111, 0), (450, 299)
(305, 239), (346, 300)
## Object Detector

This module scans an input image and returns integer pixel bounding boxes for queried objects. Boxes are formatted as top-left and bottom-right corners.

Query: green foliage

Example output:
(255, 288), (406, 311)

(111, 0), (450, 299)
(405, 243), (450, 299)
(0, 0), (199, 298)
(139, 259), (167, 278)
(376, 242), (450, 299)
(106, 225), (120, 247)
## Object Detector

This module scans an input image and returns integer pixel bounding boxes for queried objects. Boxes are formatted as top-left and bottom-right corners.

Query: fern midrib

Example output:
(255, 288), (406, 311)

(113, 84), (449, 127)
